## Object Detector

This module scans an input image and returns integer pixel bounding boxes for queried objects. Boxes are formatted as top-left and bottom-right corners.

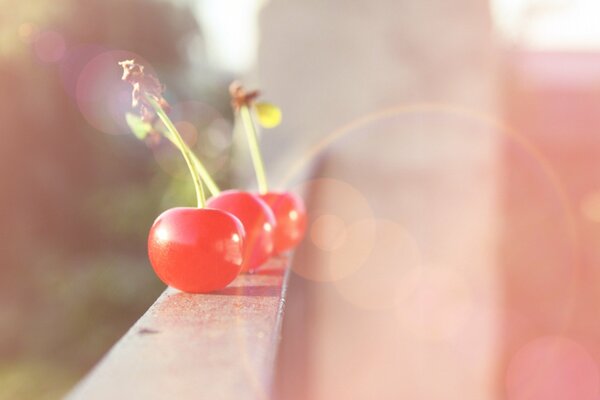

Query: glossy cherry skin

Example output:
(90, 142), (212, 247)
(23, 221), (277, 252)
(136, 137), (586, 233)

(207, 190), (276, 272)
(148, 207), (245, 293)
(259, 191), (307, 254)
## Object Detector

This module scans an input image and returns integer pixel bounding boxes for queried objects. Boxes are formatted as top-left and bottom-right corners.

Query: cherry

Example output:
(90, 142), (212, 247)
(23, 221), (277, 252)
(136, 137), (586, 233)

(207, 190), (276, 272)
(120, 61), (248, 293)
(259, 191), (307, 254)
(148, 207), (245, 293)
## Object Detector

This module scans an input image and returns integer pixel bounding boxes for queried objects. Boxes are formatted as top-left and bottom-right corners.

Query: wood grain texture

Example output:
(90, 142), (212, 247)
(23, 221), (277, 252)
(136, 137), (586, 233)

(67, 257), (290, 400)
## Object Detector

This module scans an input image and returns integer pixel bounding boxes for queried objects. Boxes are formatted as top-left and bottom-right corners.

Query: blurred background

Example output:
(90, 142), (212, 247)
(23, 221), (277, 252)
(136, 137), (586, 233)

(2, 0), (600, 398)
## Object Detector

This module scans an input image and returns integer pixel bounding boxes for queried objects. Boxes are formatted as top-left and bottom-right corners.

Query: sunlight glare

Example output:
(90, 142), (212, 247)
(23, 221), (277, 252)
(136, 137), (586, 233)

(492, 0), (600, 49)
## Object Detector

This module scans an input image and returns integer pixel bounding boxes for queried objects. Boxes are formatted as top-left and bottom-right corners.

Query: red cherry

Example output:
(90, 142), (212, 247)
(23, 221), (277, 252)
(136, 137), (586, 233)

(148, 207), (245, 293)
(259, 191), (307, 254)
(207, 190), (276, 272)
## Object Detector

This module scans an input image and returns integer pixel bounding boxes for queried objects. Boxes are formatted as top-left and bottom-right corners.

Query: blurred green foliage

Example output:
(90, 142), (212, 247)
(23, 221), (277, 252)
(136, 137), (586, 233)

(0, 0), (233, 398)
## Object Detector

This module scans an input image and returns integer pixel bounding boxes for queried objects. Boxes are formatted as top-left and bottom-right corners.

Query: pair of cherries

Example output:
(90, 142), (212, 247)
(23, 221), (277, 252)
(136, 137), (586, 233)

(147, 190), (306, 293)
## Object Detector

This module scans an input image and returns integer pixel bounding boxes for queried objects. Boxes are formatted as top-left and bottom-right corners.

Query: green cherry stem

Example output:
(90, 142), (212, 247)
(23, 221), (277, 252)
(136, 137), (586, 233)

(239, 104), (268, 194)
(160, 131), (221, 196)
(191, 157), (221, 196)
(147, 95), (206, 208)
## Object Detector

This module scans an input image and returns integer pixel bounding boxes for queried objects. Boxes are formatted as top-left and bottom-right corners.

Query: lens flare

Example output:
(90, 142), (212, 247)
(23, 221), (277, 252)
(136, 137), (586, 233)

(174, 121), (199, 148)
(279, 105), (576, 255)
(152, 142), (190, 180)
(333, 219), (423, 310)
(18, 23), (38, 44)
(75, 50), (154, 135)
(310, 214), (347, 251)
(393, 264), (474, 341)
(291, 178), (375, 282)
(169, 101), (233, 175)
(506, 336), (600, 400)
(60, 45), (107, 99)
(33, 30), (66, 63)
(580, 190), (600, 223)
(279, 102), (580, 336)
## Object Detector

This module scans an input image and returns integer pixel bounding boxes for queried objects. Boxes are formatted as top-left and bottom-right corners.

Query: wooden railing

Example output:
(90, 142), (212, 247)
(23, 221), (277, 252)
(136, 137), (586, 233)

(67, 256), (291, 400)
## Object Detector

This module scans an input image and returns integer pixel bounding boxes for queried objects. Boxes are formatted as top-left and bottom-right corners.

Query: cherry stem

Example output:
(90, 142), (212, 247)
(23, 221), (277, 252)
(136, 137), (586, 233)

(240, 104), (268, 194)
(161, 130), (221, 196)
(147, 95), (206, 208)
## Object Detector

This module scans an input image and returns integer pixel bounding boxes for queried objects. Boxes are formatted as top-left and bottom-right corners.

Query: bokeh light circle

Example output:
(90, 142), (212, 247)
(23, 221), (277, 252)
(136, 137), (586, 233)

(18, 23), (39, 44)
(280, 102), (580, 336)
(174, 121), (199, 148)
(150, 100), (232, 179)
(393, 263), (474, 341)
(506, 336), (600, 400)
(291, 178), (375, 282)
(152, 142), (189, 180)
(580, 190), (600, 223)
(33, 30), (66, 63)
(60, 45), (107, 99)
(333, 219), (422, 310)
(310, 214), (348, 251)
(206, 118), (234, 151)
(75, 50), (155, 135)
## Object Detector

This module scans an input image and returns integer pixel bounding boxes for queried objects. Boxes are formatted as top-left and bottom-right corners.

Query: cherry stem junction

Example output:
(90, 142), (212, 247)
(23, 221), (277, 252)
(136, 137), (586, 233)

(240, 104), (268, 194)
(147, 95), (206, 208)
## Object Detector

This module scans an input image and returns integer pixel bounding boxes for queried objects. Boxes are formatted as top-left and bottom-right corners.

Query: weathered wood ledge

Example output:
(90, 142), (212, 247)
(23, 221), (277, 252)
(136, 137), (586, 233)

(67, 256), (291, 400)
